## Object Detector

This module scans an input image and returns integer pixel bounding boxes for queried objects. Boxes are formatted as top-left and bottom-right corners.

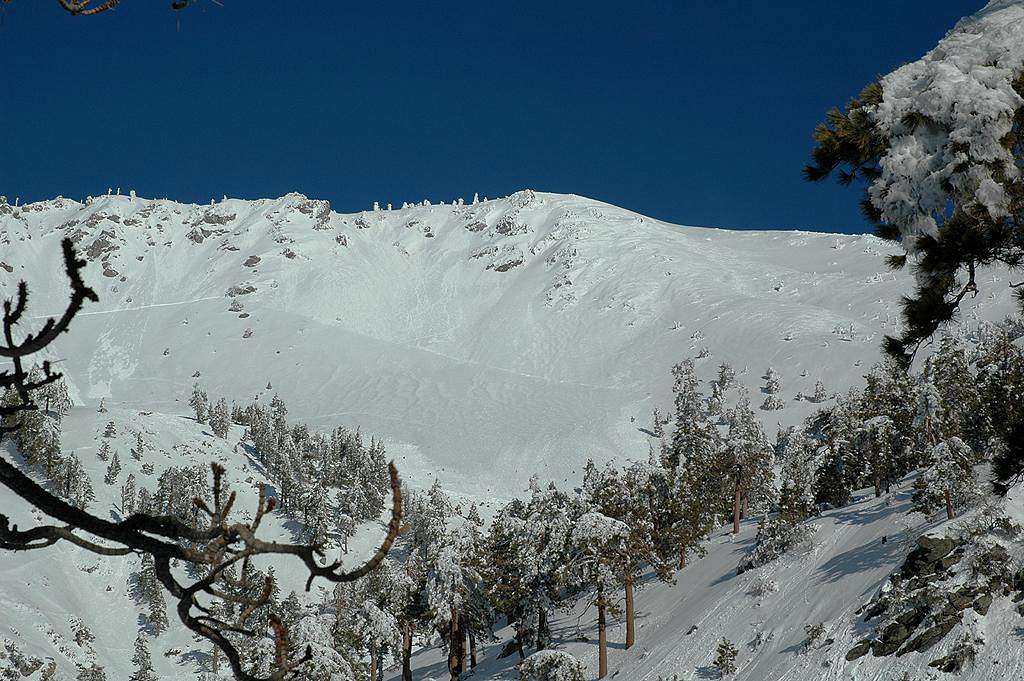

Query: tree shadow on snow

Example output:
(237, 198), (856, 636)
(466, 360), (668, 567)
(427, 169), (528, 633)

(815, 530), (904, 586)
(695, 664), (722, 679)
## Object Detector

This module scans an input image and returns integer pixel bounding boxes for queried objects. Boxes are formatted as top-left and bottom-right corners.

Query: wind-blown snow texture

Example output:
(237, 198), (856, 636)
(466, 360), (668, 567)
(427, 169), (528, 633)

(870, 0), (1024, 243)
(2, 190), (1016, 500)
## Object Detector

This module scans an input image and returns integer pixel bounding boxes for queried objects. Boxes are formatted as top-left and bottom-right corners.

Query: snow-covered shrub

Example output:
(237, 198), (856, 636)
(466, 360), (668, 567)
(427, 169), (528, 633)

(747, 574), (779, 598)
(518, 650), (585, 681)
(802, 622), (825, 653)
(737, 516), (816, 573)
(714, 638), (738, 676)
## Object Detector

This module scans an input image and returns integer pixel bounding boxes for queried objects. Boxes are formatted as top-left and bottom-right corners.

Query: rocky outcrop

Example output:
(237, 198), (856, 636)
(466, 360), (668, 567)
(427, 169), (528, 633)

(849, 532), (1018, 669)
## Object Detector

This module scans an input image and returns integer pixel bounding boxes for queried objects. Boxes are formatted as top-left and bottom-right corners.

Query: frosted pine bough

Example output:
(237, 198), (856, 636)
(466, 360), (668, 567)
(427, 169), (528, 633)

(871, 1), (1024, 242)
(808, 0), (1024, 362)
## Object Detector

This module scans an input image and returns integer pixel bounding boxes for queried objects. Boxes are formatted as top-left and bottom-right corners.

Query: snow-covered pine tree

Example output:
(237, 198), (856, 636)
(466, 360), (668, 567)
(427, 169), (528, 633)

(120, 473), (137, 515)
(814, 390), (862, 508)
(861, 361), (919, 474)
(716, 362), (736, 392)
(299, 479), (332, 547)
(427, 541), (480, 681)
(721, 398), (775, 533)
(760, 367), (785, 411)
(929, 335), (988, 448)
(857, 416), (896, 498)
(777, 427), (819, 523)
(714, 637), (738, 676)
(661, 359), (723, 564)
(97, 440), (111, 462)
(912, 437), (979, 520)
(103, 449), (121, 485)
(55, 453), (94, 509)
(584, 461), (673, 649)
(35, 368), (72, 418)
(130, 432), (145, 461)
(977, 328), (1024, 494)
(564, 511), (629, 679)
(129, 633), (156, 681)
(356, 600), (400, 681)
(189, 383), (208, 424)
(134, 553), (169, 635)
(209, 397), (231, 439)
(102, 420), (116, 438)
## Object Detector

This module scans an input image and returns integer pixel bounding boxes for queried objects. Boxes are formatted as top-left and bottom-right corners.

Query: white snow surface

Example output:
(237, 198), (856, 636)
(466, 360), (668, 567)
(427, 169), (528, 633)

(2, 191), (1017, 501)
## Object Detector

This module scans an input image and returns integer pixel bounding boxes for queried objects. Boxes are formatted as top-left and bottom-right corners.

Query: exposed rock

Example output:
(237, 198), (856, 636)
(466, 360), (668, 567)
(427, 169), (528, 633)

(493, 256), (524, 272)
(846, 640), (871, 661)
(901, 617), (957, 654)
(901, 536), (958, 580)
(226, 283), (257, 297)
(243, 255), (261, 268)
(507, 189), (536, 209)
(495, 213), (529, 237)
(973, 592), (993, 615)
(85, 230), (119, 260)
(295, 197), (331, 230)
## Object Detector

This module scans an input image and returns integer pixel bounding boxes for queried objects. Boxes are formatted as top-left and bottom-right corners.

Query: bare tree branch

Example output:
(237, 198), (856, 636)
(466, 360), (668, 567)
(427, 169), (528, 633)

(2, 0), (193, 16)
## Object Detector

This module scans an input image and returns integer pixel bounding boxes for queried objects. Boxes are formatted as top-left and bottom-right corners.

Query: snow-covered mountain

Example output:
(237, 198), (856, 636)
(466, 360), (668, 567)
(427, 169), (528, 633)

(3, 190), (1023, 681)
(2, 190), (1015, 500)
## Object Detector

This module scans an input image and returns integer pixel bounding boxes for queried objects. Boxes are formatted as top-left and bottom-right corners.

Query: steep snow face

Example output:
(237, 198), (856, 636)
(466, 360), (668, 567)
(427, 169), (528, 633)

(0, 191), (1016, 497)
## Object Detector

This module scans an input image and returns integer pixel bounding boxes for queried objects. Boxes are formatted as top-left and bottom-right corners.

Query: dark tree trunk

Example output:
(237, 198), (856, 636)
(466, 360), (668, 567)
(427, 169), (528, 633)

(461, 615), (469, 672)
(469, 625), (477, 669)
(625, 571), (635, 649)
(945, 486), (954, 521)
(732, 480), (742, 535)
(369, 646), (379, 681)
(537, 607), (549, 651)
(448, 607), (463, 681)
(679, 542), (687, 569)
(598, 584), (608, 679)
(402, 623), (413, 681)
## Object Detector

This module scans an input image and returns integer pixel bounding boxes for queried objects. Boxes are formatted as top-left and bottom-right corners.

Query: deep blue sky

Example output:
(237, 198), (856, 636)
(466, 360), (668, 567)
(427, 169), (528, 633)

(2, 1), (979, 233)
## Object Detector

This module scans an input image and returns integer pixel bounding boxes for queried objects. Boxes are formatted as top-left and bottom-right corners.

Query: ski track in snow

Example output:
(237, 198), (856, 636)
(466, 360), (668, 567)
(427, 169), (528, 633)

(28, 295), (223, 320)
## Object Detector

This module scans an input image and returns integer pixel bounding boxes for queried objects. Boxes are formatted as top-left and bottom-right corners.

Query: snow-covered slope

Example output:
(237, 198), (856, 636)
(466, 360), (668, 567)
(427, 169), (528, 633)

(0, 405), (387, 680)
(2, 191), (1015, 500)
(391, 475), (1024, 681)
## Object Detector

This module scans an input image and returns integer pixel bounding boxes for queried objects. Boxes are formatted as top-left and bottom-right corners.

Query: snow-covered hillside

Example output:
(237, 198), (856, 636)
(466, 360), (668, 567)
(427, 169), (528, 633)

(1, 191), (1015, 500)
(0, 405), (388, 680)
(3, 190), (1024, 681)
(390, 474), (1024, 681)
